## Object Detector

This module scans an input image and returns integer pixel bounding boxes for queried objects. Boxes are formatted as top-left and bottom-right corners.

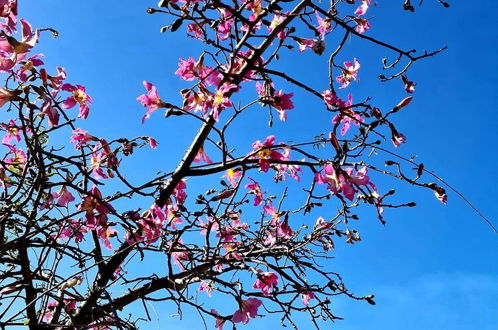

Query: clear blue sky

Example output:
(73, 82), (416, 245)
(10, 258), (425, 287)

(19, 1), (498, 329)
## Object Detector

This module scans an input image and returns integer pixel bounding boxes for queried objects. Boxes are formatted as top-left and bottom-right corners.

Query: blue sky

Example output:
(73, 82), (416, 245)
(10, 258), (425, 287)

(18, 1), (498, 329)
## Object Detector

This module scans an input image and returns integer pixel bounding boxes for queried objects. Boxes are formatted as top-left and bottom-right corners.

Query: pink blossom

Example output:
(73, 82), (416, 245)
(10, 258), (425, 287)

(211, 309), (225, 330)
(0, 87), (12, 108)
(70, 128), (95, 149)
(336, 58), (360, 89)
(0, 19), (38, 54)
(4, 144), (26, 165)
(392, 131), (406, 147)
(315, 216), (334, 231)
(52, 185), (75, 207)
(54, 219), (88, 244)
(137, 81), (165, 123)
(245, 178), (264, 206)
(0, 53), (16, 72)
(253, 271), (278, 296)
(292, 37), (326, 55)
(212, 83), (237, 121)
(315, 11), (332, 38)
(187, 23), (203, 39)
(250, 135), (284, 172)
(224, 168), (242, 187)
(332, 94), (364, 135)
(274, 147), (302, 182)
(193, 145), (212, 163)
(354, 18), (371, 34)
(43, 301), (58, 322)
(172, 248), (189, 270)
(175, 57), (221, 86)
(61, 84), (92, 119)
(232, 298), (262, 324)
(217, 9), (234, 41)
(268, 13), (286, 40)
(256, 82), (294, 120)
(15, 53), (44, 82)
(322, 89), (346, 108)
(148, 137), (158, 149)
(1, 119), (20, 145)
(0, 0), (17, 34)
(41, 97), (59, 127)
(354, 0), (371, 16)
(97, 226), (118, 250)
(173, 180), (187, 204)
(198, 281), (213, 297)
(301, 291), (315, 306)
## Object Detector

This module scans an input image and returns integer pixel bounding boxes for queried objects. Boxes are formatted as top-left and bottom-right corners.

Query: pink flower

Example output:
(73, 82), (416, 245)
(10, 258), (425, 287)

(70, 128), (95, 149)
(52, 185), (75, 207)
(211, 309), (225, 330)
(173, 180), (187, 205)
(175, 57), (221, 86)
(198, 281), (213, 297)
(217, 9), (234, 41)
(148, 137), (158, 149)
(224, 168), (242, 187)
(336, 58), (360, 89)
(245, 178), (264, 206)
(54, 219), (88, 244)
(97, 226), (118, 250)
(61, 84), (92, 119)
(137, 81), (165, 123)
(0, 87), (12, 108)
(322, 89), (346, 108)
(0, 19), (38, 54)
(0, 0), (17, 34)
(315, 11), (332, 38)
(256, 82), (294, 120)
(41, 97), (59, 127)
(253, 271), (278, 296)
(331, 94), (364, 135)
(193, 145), (212, 163)
(1, 119), (20, 145)
(43, 301), (58, 322)
(354, 0), (371, 16)
(392, 131), (406, 147)
(232, 298), (262, 324)
(315, 164), (375, 201)
(354, 18), (371, 34)
(292, 37), (326, 55)
(187, 23), (203, 39)
(268, 13), (287, 40)
(15, 53), (44, 82)
(301, 291), (315, 306)
(250, 135), (284, 172)
(212, 83), (237, 121)
(402, 76), (416, 93)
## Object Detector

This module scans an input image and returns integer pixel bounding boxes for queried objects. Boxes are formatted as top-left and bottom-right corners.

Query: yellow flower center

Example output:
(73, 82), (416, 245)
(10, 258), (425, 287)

(73, 89), (87, 104)
(257, 148), (272, 159)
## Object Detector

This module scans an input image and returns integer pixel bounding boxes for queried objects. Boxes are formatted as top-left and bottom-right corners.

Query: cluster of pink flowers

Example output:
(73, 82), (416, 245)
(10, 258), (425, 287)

(353, 0), (372, 34)
(78, 185), (117, 249)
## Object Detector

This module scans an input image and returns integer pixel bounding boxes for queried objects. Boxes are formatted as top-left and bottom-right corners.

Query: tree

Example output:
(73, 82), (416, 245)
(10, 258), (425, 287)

(1, 0), (479, 329)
